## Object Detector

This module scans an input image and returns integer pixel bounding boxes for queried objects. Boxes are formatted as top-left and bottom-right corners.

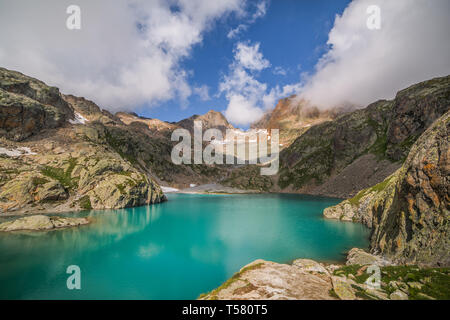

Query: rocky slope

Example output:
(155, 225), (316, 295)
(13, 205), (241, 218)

(200, 248), (450, 300)
(115, 112), (178, 139)
(0, 67), (167, 214)
(325, 110), (449, 267)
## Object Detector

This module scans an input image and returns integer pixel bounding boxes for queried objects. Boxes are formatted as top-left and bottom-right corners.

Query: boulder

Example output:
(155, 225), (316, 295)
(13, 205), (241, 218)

(331, 276), (356, 300)
(346, 248), (384, 266)
(390, 290), (408, 300)
(200, 259), (336, 300)
(0, 215), (89, 231)
(292, 259), (329, 274)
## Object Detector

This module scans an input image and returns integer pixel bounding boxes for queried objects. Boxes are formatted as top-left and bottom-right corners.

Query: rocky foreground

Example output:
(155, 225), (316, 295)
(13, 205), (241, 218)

(0, 214), (89, 231)
(200, 248), (450, 300)
(205, 103), (450, 300)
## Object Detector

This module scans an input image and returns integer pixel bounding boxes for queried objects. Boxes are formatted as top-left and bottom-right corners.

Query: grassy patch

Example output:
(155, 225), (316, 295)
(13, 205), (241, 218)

(104, 130), (137, 164)
(198, 263), (264, 299)
(333, 264), (450, 300)
(116, 183), (126, 195)
(328, 289), (339, 299)
(32, 176), (50, 186)
(381, 266), (450, 300)
(40, 158), (78, 191)
(78, 195), (92, 210)
(348, 175), (394, 206)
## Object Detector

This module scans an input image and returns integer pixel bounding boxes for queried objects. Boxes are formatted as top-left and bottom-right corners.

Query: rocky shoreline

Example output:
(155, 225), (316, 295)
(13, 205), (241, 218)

(176, 183), (262, 195)
(0, 215), (90, 232)
(200, 248), (449, 300)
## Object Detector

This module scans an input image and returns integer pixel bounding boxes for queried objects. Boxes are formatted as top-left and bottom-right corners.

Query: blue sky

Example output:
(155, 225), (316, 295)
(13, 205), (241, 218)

(1, 0), (448, 128)
(140, 0), (351, 124)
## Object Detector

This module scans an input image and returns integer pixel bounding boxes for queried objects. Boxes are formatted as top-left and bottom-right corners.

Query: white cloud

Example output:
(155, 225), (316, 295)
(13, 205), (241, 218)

(234, 42), (271, 71)
(0, 0), (244, 111)
(220, 41), (299, 127)
(227, 0), (268, 39)
(193, 85), (211, 101)
(273, 66), (287, 76)
(299, 0), (450, 108)
(252, 0), (268, 20)
(227, 24), (248, 39)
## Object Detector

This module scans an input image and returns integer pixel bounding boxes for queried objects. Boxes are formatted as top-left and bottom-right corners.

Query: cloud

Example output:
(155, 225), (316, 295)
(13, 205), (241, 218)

(273, 66), (287, 76)
(193, 85), (211, 101)
(299, 0), (450, 109)
(227, 0), (268, 39)
(0, 0), (244, 111)
(227, 24), (248, 39)
(220, 41), (299, 127)
(234, 42), (271, 71)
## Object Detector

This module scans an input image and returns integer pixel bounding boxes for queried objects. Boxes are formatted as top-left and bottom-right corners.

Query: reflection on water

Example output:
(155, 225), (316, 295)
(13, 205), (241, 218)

(0, 193), (370, 299)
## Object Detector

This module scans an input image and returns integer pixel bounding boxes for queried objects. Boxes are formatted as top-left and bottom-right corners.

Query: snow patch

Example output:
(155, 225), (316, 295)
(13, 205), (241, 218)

(0, 147), (37, 157)
(69, 112), (89, 125)
(161, 186), (179, 193)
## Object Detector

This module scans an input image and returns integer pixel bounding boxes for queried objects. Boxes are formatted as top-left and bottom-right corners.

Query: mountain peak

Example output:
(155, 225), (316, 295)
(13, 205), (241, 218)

(177, 109), (234, 133)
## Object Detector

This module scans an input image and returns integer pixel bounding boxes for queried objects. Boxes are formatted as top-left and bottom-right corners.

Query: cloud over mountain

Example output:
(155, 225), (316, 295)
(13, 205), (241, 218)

(220, 41), (300, 127)
(0, 0), (244, 110)
(299, 0), (450, 109)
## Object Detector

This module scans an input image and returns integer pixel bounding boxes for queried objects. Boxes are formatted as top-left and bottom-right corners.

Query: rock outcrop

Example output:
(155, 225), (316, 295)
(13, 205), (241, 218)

(199, 259), (336, 300)
(325, 111), (450, 266)
(177, 110), (235, 135)
(0, 67), (166, 214)
(0, 68), (73, 141)
(0, 215), (89, 231)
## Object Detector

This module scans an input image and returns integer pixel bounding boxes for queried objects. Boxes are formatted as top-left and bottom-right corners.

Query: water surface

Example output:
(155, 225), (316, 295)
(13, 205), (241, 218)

(0, 193), (370, 299)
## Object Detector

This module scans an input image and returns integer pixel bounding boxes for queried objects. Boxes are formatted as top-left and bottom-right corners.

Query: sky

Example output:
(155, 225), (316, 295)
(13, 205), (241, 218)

(0, 0), (449, 128)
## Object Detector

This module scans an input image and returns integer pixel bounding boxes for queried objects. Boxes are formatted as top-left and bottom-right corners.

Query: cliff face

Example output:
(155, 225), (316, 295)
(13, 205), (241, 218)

(0, 68), (74, 141)
(371, 111), (449, 266)
(325, 111), (449, 266)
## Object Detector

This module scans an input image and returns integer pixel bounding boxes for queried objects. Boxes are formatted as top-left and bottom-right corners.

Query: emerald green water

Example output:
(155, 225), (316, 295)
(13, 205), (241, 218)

(0, 193), (370, 299)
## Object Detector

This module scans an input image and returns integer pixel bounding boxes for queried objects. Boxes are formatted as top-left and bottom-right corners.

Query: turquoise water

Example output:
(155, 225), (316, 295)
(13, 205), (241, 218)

(0, 193), (370, 299)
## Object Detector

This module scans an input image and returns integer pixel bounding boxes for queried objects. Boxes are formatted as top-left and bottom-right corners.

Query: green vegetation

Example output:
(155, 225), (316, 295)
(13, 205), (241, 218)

(32, 176), (49, 186)
(333, 264), (450, 300)
(222, 165), (273, 191)
(328, 288), (339, 299)
(369, 132), (388, 159)
(198, 263), (264, 299)
(348, 175), (394, 206)
(116, 183), (126, 195)
(104, 130), (137, 164)
(78, 195), (92, 210)
(40, 158), (78, 190)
